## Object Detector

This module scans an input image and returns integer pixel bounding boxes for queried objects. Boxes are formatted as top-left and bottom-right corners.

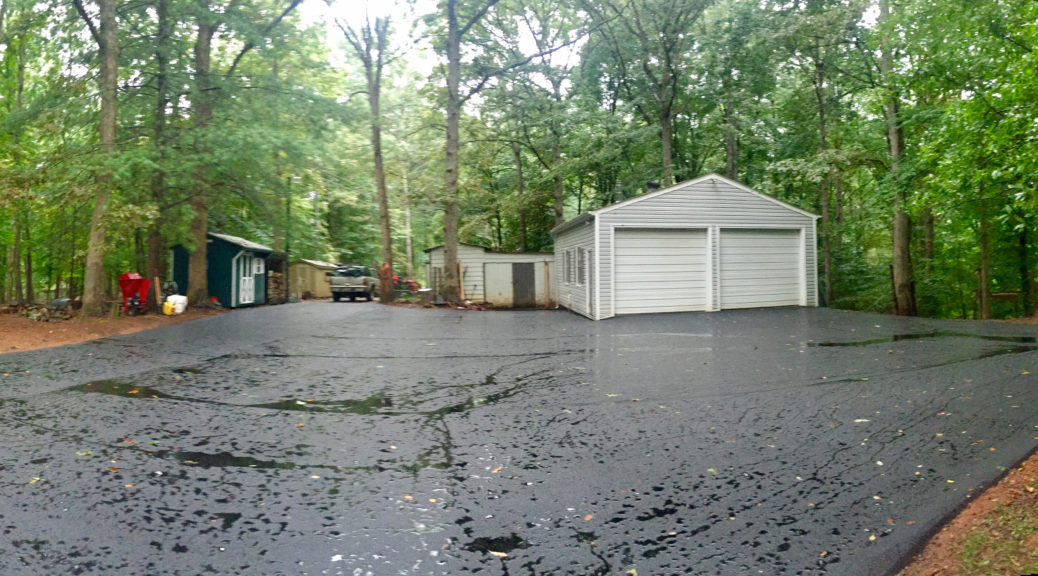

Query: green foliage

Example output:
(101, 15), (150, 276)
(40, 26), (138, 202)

(0, 0), (1036, 318)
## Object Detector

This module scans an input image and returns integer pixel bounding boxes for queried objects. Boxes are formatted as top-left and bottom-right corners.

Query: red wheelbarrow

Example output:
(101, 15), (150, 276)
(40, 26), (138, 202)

(118, 273), (151, 316)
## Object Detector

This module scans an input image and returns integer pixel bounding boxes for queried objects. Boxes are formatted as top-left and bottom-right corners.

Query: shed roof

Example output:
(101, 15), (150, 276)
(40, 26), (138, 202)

(424, 242), (552, 256)
(209, 232), (273, 255)
(292, 258), (338, 269)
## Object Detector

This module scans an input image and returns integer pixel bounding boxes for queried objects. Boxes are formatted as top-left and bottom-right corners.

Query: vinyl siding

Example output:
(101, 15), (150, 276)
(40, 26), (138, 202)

(614, 229), (708, 314)
(719, 229), (802, 308)
(553, 221), (595, 318)
(426, 244), (555, 305)
(590, 175), (817, 319)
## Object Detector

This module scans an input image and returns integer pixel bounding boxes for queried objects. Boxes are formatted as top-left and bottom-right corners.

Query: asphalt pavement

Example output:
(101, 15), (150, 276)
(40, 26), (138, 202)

(0, 303), (1036, 575)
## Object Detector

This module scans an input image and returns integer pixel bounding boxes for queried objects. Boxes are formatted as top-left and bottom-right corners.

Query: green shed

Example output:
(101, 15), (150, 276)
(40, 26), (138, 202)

(171, 232), (273, 308)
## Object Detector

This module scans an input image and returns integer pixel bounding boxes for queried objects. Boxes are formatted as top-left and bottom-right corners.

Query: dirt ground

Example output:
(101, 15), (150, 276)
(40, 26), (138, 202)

(0, 306), (226, 354)
(896, 452), (1038, 576)
(0, 305), (1035, 574)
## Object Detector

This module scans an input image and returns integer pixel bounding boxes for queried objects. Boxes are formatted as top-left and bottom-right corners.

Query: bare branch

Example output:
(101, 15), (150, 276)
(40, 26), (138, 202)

(72, 0), (102, 46)
(227, 0), (304, 77)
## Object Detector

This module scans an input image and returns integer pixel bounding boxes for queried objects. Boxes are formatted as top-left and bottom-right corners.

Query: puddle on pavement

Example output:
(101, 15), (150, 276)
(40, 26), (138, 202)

(213, 512), (242, 529)
(809, 331), (1037, 348)
(73, 379), (400, 416)
(249, 393), (394, 415)
(464, 533), (529, 556)
(171, 450), (295, 470)
(78, 380), (177, 399)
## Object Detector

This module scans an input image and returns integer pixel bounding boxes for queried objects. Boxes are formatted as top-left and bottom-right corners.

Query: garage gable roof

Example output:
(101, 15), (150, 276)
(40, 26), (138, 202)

(550, 211), (594, 236)
(594, 173), (819, 220)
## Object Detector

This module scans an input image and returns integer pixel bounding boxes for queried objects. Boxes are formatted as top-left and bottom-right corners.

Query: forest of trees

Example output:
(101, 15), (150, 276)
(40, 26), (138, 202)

(0, 0), (1036, 319)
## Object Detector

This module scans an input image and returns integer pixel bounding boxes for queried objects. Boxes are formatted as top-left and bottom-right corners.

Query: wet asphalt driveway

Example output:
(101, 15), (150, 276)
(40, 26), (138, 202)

(1, 304), (1036, 575)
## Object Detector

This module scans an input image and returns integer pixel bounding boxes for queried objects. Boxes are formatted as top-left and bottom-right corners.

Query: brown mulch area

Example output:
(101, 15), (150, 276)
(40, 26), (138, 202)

(0, 304), (1035, 575)
(896, 451), (1038, 576)
(0, 306), (226, 354)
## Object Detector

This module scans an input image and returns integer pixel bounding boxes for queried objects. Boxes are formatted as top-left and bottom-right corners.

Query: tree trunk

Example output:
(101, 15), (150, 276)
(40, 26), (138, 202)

(147, 0), (171, 311)
(813, 50), (832, 306)
(23, 215), (33, 303)
(342, 15), (394, 301)
(552, 145), (564, 227)
(892, 209), (915, 315)
(11, 218), (22, 302)
(403, 173), (414, 278)
(820, 178), (832, 305)
(512, 143), (527, 251)
(1020, 222), (1033, 317)
(187, 16), (215, 306)
(724, 99), (737, 180)
(1, 245), (7, 302)
(977, 202), (991, 320)
(81, 0), (118, 316)
(373, 129), (393, 300)
(880, 0), (916, 316)
(441, 0), (462, 301)
(660, 107), (674, 187)
(921, 207), (934, 261)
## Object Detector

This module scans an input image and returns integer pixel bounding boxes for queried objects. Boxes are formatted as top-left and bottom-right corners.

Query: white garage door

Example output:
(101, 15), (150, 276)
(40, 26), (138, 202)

(614, 228), (708, 314)
(720, 229), (802, 309)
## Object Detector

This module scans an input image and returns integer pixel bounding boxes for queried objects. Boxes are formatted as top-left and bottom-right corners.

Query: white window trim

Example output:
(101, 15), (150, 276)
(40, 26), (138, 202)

(576, 248), (587, 286)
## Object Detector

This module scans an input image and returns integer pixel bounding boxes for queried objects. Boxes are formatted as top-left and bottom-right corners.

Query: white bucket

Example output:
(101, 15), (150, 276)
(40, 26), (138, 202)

(166, 294), (188, 315)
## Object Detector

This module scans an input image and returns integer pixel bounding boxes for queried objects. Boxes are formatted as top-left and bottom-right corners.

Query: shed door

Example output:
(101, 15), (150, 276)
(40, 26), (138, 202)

(239, 253), (255, 305)
(513, 262), (536, 307)
(614, 228), (708, 314)
(719, 229), (802, 309)
(484, 263), (513, 306)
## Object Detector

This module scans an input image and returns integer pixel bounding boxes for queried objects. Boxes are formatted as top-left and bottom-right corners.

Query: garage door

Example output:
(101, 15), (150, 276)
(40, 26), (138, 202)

(720, 229), (802, 309)
(614, 228), (708, 314)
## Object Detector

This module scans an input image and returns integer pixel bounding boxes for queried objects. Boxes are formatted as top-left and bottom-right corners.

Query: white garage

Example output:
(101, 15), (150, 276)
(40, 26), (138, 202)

(551, 174), (818, 320)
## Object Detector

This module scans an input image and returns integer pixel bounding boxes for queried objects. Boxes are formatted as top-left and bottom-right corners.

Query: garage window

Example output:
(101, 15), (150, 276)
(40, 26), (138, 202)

(565, 249), (576, 285)
(576, 248), (588, 286)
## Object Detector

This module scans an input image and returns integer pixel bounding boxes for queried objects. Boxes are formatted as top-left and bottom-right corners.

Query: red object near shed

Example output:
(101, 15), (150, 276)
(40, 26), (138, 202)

(118, 272), (151, 315)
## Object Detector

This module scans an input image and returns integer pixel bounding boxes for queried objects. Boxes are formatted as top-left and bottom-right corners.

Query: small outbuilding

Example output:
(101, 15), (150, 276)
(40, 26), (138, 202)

(425, 243), (556, 307)
(171, 232), (273, 308)
(551, 173), (819, 320)
(288, 258), (338, 299)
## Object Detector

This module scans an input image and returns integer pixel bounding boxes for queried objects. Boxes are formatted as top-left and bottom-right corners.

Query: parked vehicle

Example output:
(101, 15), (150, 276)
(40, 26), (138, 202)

(326, 265), (377, 302)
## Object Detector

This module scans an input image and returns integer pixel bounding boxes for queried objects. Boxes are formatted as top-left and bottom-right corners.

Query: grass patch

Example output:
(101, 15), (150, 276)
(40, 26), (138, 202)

(959, 490), (1038, 576)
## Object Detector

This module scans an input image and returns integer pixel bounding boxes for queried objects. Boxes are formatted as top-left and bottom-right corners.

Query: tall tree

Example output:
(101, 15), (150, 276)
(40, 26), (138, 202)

(339, 11), (396, 300)
(434, 0), (577, 299)
(72, 0), (118, 316)
(185, 0), (304, 306)
(587, 0), (714, 187)
(879, 0), (915, 315)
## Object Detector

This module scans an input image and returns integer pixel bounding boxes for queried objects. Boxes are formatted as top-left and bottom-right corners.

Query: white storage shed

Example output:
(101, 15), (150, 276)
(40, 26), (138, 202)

(425, 243), (556, 307)
(551, 174), (819, 320)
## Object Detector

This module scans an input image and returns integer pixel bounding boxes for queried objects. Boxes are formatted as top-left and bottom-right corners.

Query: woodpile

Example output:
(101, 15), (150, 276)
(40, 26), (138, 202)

(268, 272), (286, 303)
